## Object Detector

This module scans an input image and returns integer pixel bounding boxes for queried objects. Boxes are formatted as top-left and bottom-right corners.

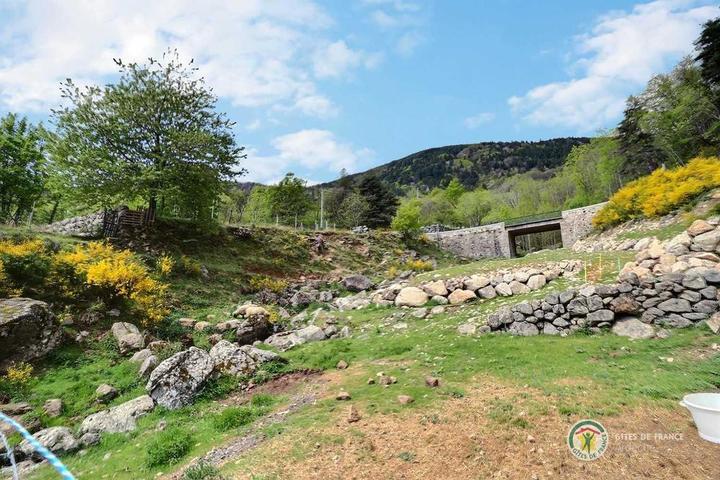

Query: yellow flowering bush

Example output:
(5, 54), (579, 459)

(404, 258), (434, 272)
(178, 255), (202, 277)
(157, 255), (175, 276)
(594, 157), (720, 229)
(0, 238), (50, 296)
(5, 362), (34, 385)
(249, 275), (288, 293)
(55, 242), (170, 324)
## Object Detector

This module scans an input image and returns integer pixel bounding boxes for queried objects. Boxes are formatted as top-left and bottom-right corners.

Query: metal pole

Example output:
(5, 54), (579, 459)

(320, 188), (324, 230)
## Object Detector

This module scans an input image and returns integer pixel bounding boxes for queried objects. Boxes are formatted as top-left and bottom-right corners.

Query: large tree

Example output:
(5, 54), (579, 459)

(50, 50), (245, 220)
(268, 173), (313, 225)
(0, 113), (46, 224)
(358, 174), (398, 228)
(695, 17), (720, 89)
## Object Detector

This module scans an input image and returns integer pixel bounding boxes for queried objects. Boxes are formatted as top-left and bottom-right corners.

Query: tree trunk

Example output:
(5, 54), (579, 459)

(48, 200), (60, 224)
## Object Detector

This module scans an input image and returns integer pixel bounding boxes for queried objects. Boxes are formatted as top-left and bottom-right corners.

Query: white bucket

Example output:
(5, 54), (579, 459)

(680, 393), (720, 444)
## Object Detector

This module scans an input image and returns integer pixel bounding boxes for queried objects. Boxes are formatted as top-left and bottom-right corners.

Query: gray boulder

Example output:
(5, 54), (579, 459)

(587, 309), (614, 325)
(509, 322), (539, 336)
(526, 274), (547, 291)
(342, 275), (373, 292)
(80, 395), (155, 435)
(210, 340), (280, 376)
(139, 355), (159, 378)
(657, 298), (692, 313)
(18, 427), (79, 458)
(235, 315), (272, 346)
(146, 347), (214, 409)
(612, 316), (655, 340)
(111, 322), (144, 353)
(265, 325), (327, 351)
(0, 298), (62, 370)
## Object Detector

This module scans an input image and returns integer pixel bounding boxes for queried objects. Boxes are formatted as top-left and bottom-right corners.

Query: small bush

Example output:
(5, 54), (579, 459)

(5, 362), (34, 385)
(182, 462), (223, 480)
(404, 259), (433, 272)
(157, 254), (175, 276)
(146, 428), (194, 468)
(0, 239), (50, 296)
(248, 275), (288, 294)
(594, 157), (720, 228)
(250, 393), (274, 408)
(212, 406), (259, 431)
(178, 255), (202, 277)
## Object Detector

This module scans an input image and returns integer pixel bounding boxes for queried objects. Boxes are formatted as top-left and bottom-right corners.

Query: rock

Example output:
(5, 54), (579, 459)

(0, 402), (31, 415)
(379, 375), (397, 385)
(0, 298), (62, 370)
(431, 295), (448, 305)
(235, 315), (273, 346)
(95, 384), (118, 403)
(79, 432), (101, 447)
(422, 280), (448, 297)
(477, 285), (497, 299)
(509, 322), (539, 336)
(80, 395), (155, 434)
(708, 313), (720, 334)
(693, 229), (720, 252)
(656, 329), (671, 339)
(457, 323), (477, 335)
(110, 322), (144, 353)
(587, 309), (614, 325)
(394, 287), (429, 307)
(210, 340), (280, 377)
(495, 283), (513, 296)
(647, 242), (665, 259)
(543, 323), (560, 335)
(448, 289), (477, 305)
(464, 275), (490, 291)
(612, 316), (655, 340)
(526, 275), (547, 291)
(567, 298), (589, 316)
(347, 405), (361, 423)
(509, 281), (531, 295)
(296, 325), (327, 342)
(146, 347), (215, 409)
(687, 220), (715, 237)
(412, 307), (428, 319)
(336, 391), (351, 401)
(683, 275), (707, 290)
(178, 317), (196, 328)
(657, 298), (692, 313)
(660, 314), (693, 328)
(693, 300), (719, 314)
(342, 275), (373, 292)
(43, 399), (63, 418)
(130, 348), (153, 364)
(194, 321), (212, 332)
(610, 295), (641, 315)
(336, 360), (348, 370)
(397, 395), (414, 405)
(425, 376), (440, 387)
(18, 427), (79, 458)
(139, 355), (159, 378)
(430, 306), (446, 315)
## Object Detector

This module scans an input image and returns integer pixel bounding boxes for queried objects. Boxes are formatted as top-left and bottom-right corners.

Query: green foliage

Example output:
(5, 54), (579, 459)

(391, 199), (422, 239)
(146, 428), (194, 467)
(336, 191), (370, 228)
(455, 189), (492, 226)
(268, 173), (313, 225)
(695, 16), (720, 88)
(0, 113), (47, 224)
(182, 462), (224, 480)
(564, 136), (623, 206)
(49, 50), (245, 220)
(242, 186), (273, 224)
(358, 174), (399, 228)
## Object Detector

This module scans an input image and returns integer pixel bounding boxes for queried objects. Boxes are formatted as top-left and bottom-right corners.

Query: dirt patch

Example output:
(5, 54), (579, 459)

(229, 379), (720, 480)
(220, 370), (324, 407)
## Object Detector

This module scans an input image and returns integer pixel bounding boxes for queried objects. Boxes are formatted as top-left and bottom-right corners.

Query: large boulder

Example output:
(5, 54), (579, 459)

(394, 287), (429, 307)
(235, 315), (272, 346)
(18, 427), (79, 459)
(526, 274), (547, 291)
(612, 316), (655, 340)
(146, 347), (214, 409)
(464, 275), (490, 291)
(509, 322), (539, 336)
(0, 298), (62, 370)
(342, 275), (373, 292)
(110, 322), (144, 353)
(422, 280), (448, 297)
(210, 340), (281, 376)
(693, 229), (720, 252)
(79, 395), (155, 435)
(448, 289), (476, 305)
(687, 220), (715, 237)
(264, 325), (327, 351)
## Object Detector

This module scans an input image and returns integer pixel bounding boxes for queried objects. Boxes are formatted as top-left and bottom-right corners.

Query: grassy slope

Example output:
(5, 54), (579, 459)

(18, 245), (720, 480)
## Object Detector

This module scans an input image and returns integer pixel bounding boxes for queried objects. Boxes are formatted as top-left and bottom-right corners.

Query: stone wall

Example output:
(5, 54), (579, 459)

(431, 222), (510, 259)
(560, 202), (607, 248)
(39, 211), (105, 238)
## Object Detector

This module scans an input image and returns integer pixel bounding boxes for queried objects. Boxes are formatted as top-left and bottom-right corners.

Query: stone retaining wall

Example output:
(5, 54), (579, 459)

(38, 211), (105, 238)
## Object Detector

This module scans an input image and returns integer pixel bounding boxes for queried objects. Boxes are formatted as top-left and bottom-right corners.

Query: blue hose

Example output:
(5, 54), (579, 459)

(0, 412), (75, 479)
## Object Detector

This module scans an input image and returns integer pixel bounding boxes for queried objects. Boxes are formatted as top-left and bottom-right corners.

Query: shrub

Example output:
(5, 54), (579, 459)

(146, 428), (194, 468)
(157, 255), (175, 276)
(593, 157), (720, 228)
(182, 462), (223, 480)
(248, 275), (288, 294)
(178, 255), (202, 277)
(0, 239), (51, 296)
(250, 393), (274, 408)
(211, 406), (259, 431)
(54, 242), (170, 323)
(404, 259), (433, 272)
(5, 362), (33, 385)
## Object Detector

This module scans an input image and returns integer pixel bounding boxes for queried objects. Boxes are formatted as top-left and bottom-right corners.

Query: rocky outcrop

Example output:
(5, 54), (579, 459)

(146, 347), (214, 409)
(0, 298), (62, 370)
(264, 325), (328, 351)
(209, 340), (280, 376)
(342, 275), (373, 292)
(232, 305), (273, 346)
(79, 395), (155, 435)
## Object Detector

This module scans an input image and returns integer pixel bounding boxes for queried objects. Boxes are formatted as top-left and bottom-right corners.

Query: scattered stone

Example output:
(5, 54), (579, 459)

(146, 347), (215, 409)
(412, 307), (428, 319)
(612, 316), (655, 340)
(342, 275), (373, 292)
(448, 289), (477, 305)
(457, 323), (477, 335)
(178, 317), (196, 328)
(80, 395), (155, 435)
(110, 322), (144, 353)
(95, 384), (118, 403)
(687, 220), (715, 237)
(397, 395), (414, 405)
(18, 427), (79, 458)
(129, 348), (153, 364)
(526, 274), (547, 290)
(336, 391), (351, 401)
(379, 375), (397, 386)
(425, 377), (440, 387)
(138, 355), (159, 378)
(708, 313), (720, 334)
(43, 399), (62, 418)
(0, 298), (62, 370)
(347, 405), (361, 423)
(336, 360), (349, 370)
(210, 341), (280, 377)
(394, 287), (429, 307)
(422, 280), (448, 297)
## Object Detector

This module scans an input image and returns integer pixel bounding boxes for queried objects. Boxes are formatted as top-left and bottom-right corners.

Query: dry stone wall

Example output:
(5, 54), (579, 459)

(431, 222), (510, 259)
(39, 211), (105, 238)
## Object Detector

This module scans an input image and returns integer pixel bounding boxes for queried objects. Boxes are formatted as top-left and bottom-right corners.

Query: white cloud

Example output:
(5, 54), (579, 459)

(464, 112), (496, 129)
(508, 0), (720, 130)
(0, 0), (373, 116)
(241, 129), (373, 183)
(312, 40), (382, 78)
(396, 31), (424, 56)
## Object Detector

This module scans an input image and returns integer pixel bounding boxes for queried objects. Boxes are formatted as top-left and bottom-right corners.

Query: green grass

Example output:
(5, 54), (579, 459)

(146, 428), (194, 468)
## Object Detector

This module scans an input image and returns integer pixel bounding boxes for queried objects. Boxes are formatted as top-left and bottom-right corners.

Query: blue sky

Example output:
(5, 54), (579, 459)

(1, 0), (718, 184)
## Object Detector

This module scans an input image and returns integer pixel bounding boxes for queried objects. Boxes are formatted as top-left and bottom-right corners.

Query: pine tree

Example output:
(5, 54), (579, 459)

(357, 174), (398, 228)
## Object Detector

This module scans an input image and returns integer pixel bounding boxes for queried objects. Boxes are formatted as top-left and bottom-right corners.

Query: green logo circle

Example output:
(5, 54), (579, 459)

(567, 419), (608, 461)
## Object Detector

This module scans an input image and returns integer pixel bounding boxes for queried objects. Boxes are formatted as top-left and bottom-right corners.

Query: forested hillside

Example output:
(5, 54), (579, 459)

(322, 137), (589, 191)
